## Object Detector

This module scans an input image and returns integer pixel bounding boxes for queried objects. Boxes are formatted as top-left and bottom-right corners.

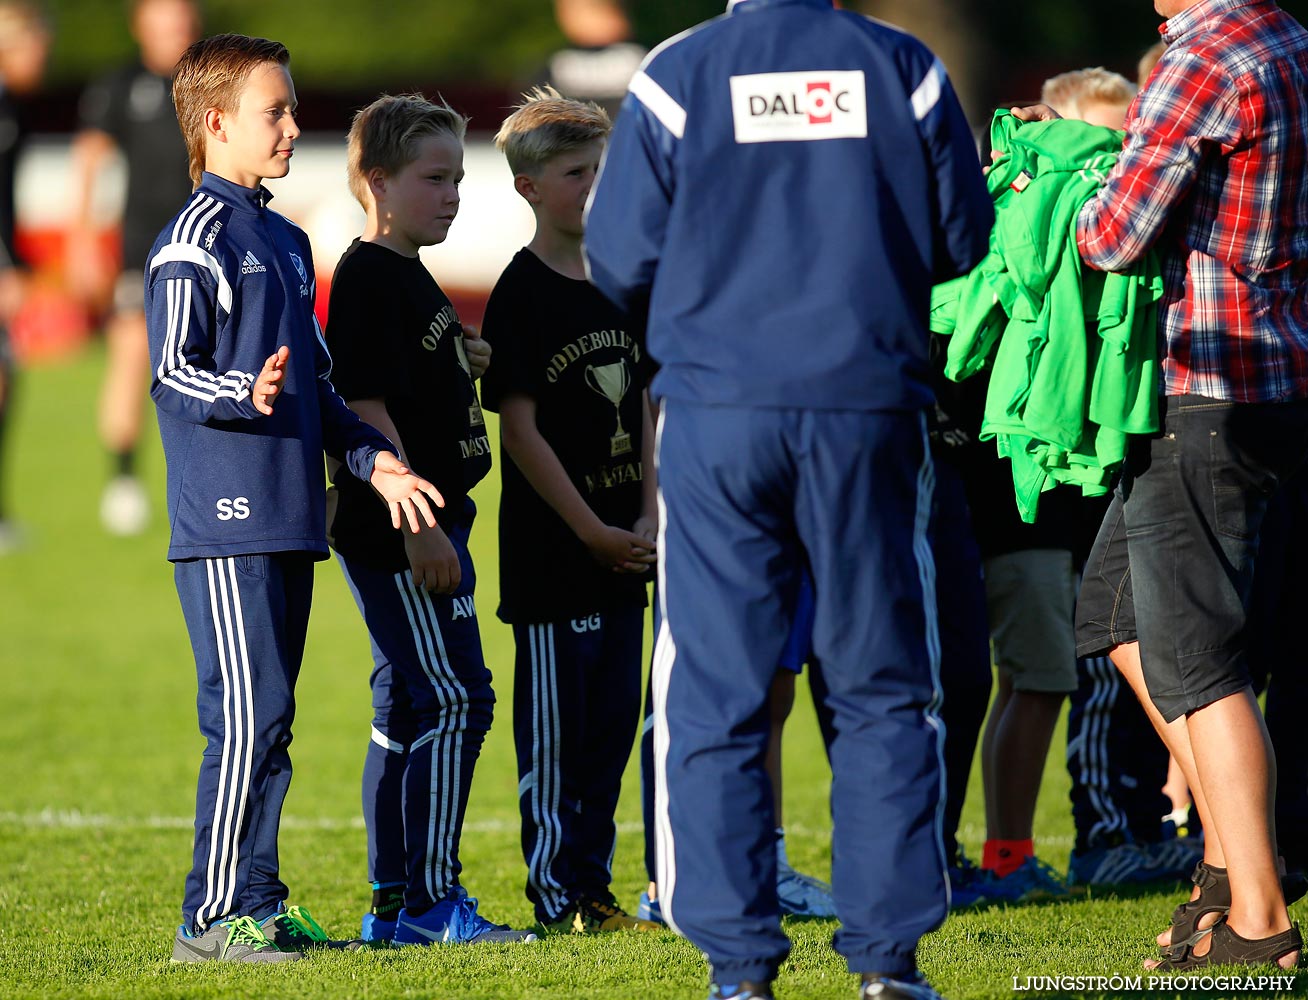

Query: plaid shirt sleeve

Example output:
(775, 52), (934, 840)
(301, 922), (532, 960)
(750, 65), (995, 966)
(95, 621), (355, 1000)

(1076, 51), (1242, 272)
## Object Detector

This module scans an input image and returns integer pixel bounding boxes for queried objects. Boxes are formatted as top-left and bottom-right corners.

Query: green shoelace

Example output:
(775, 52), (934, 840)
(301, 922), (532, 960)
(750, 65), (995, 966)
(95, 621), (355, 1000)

(282, 905), (330, 944)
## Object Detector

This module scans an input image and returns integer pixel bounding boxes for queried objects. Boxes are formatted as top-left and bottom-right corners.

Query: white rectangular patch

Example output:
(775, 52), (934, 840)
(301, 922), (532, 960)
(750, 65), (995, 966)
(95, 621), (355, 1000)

(729, 70), (867, 144)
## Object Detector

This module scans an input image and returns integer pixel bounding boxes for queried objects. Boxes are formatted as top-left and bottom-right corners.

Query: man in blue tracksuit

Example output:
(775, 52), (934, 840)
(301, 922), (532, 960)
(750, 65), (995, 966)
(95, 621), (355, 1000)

(584, 3), (992, 998)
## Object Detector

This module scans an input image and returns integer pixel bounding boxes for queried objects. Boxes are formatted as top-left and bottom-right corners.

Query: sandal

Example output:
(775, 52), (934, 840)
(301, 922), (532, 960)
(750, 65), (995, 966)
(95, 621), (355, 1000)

(1151, 917), (1301, 972)
(1164, 863), (1308, 951)
(1166, 862), (1231, 950)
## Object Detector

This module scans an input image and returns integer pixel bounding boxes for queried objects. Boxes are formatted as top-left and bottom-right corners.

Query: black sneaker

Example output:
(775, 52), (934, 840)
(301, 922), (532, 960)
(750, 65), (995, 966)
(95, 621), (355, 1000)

(860, 972), (946, 999)
(261, 904), (352, 951)
(171, 915), (302, 963)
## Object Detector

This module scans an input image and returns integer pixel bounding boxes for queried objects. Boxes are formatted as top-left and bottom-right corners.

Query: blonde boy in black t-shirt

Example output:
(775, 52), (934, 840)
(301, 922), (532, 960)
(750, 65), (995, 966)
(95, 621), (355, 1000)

(325, 92), (535, 947)
(480, 87), (659, 934)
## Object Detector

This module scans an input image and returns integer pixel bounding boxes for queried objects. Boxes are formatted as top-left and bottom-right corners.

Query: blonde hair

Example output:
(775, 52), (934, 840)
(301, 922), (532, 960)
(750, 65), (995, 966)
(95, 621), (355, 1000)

(171, 33), (289, 188)
(493, 85), (611, 176)
(1137, 40), (1168, 90)
(346, 92), (467, 209)
(1040, 66), (1135, 121)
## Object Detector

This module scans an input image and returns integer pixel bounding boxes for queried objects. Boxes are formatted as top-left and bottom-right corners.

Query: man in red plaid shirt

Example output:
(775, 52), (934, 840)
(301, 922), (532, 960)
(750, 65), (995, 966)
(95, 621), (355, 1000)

(1020, 0), (1308, 973)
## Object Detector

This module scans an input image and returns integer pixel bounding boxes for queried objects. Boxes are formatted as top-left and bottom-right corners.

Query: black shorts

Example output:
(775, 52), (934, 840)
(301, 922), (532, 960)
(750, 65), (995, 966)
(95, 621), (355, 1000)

(1075, 393), (1308, 723)
(1073, 494), (1136, 659)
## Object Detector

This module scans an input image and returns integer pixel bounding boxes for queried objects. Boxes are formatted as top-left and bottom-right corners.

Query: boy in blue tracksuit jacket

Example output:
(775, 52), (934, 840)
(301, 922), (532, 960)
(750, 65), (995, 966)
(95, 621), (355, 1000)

(147, 34), (443, 963)
(584, 3), (993, 999)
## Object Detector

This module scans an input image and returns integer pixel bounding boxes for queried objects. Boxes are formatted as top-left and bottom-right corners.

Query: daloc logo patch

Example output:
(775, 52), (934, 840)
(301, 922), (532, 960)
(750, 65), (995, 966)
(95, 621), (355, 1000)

(730, 70), (867, 143)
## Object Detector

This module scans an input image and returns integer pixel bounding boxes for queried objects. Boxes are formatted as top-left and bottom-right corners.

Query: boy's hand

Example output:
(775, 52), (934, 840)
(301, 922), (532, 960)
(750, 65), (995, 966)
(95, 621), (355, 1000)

(404, 522), (462, 594)
(633, 515), (658, 549)
(584, 523), (657, 574)
(462, 325), (491, 380)
(252, 345), (290, 415)
(370, 451), (446, 533)
(1009, 103), (1062, 123)
(987, 105), (1063, 173)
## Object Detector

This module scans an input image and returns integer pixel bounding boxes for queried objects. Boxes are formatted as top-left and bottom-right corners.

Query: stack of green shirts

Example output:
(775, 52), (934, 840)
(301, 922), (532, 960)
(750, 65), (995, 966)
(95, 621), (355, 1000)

(929, 110), (1163, 523)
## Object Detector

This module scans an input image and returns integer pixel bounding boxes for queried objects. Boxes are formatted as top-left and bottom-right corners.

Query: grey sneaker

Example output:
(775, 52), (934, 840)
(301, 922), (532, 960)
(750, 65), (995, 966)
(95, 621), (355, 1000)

(171, 914), (303, 963)
(861, 973), (946, 999)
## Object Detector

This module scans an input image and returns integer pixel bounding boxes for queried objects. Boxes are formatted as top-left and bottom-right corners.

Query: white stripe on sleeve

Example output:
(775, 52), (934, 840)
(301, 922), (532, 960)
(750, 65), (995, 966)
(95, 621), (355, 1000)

(911, 58), (946, 121)
(629, 70), (687, 139)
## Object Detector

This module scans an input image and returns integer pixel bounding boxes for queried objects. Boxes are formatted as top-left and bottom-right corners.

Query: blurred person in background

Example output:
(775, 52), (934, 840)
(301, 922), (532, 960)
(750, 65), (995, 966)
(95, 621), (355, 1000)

(0, 0), (49, 554)
(66, 0), (200, 536)
(549, 0), (645, 119)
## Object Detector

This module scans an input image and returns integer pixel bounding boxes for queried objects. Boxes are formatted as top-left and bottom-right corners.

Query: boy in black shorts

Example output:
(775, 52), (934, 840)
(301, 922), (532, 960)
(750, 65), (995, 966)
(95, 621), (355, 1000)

(326, 92), (532, 947)
(481, 86), (658, 934)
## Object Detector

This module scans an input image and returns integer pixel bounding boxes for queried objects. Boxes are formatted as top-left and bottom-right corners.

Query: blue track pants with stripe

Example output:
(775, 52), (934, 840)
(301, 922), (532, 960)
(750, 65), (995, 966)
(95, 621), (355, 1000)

(337, 504), (495, 912)
(512, 608), (644, 922)
(652, 401), (947, 983)
(177, 552), (313, 934)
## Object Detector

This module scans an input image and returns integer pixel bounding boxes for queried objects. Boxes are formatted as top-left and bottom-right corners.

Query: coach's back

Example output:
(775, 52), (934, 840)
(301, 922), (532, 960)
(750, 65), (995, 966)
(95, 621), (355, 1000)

(584, 0), (992, 412)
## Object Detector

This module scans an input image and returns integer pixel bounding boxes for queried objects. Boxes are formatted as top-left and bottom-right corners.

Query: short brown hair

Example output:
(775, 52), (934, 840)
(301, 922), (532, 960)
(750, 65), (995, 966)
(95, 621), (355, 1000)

(493, 85), (610, 176)
(171, 33), (289, 188)
(1040, 67), (1135, 122)
(346, 92), (468, 209)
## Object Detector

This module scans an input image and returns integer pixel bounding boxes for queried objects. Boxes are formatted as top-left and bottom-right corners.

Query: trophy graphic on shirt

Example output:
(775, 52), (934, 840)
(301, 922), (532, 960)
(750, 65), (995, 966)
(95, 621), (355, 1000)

(585, 361), (632, 456)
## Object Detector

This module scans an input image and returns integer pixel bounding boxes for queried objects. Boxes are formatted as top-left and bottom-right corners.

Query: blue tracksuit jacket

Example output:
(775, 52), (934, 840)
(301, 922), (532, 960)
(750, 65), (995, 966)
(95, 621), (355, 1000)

(145, 172), (391, 561)
(584, 0), (993, 411)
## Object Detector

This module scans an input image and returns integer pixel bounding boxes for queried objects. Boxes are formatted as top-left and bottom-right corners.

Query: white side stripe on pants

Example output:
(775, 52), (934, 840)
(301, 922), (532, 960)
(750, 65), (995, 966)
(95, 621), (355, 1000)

(196, 557), (255, 930)
(910, 416), (950, 909)
(393, 573), (469, 901)
(650, 404), (682, 935)
(526, 623), (568, 916)
(1076, 655), (1127, 845)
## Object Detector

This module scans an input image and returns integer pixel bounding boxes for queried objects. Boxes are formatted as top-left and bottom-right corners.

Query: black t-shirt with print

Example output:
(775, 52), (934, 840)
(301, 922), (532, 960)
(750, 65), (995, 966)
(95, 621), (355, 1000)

(326, 239), (491, 571)
(480, 248), (650, 623)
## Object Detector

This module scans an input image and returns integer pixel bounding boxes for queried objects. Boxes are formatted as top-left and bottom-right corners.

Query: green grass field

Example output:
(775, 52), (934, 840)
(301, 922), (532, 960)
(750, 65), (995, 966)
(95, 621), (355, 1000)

(1, 347), (1304, 999)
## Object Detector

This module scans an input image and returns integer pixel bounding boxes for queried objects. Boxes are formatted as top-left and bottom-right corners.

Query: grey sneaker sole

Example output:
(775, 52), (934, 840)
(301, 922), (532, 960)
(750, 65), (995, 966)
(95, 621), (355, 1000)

(171, 932), (303, 963)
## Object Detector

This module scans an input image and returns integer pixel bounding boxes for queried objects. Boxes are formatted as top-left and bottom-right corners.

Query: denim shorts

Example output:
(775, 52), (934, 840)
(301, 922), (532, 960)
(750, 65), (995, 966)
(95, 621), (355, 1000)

(1073, 393), (1308, 723)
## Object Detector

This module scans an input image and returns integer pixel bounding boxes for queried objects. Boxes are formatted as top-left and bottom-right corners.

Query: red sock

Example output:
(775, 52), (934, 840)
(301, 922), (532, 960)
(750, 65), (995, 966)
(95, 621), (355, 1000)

(982, 838), (1033, 878)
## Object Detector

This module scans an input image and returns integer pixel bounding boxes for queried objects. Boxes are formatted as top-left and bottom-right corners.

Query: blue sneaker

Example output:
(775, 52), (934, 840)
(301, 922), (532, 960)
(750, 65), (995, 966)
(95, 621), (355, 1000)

(1142, 836), (1205, 881)
(360, 911), (398, 943)
(709, 981), (774, 1000)
(994, 856), (1074, 901)
(393, 886), (537, 945)
(776, 859), (837, 918)
(1068, 842), (1165, 887)
(637, 890), (665, 925)
(948, 855), (1020, 908)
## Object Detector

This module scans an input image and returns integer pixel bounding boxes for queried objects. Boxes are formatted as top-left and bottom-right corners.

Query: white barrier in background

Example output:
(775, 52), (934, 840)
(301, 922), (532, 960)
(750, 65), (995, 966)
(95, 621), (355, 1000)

(16, 133), (537, 291)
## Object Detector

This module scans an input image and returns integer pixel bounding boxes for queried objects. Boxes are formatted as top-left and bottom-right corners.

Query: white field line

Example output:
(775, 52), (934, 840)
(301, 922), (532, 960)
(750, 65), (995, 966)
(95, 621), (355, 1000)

(0, 809), (653, 835)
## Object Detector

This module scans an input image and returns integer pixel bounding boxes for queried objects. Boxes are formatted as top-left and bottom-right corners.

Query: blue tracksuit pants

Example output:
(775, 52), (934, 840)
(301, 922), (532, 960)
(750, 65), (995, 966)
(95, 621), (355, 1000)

(652, 400), (947, 983)
(512, 606), (644, 922)
(337, 503), (495, 912)
(176, 552), (314, 934)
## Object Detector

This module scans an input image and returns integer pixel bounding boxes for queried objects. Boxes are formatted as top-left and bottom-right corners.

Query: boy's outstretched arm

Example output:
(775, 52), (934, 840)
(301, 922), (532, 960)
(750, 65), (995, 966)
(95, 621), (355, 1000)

(349, 396), (460, 590)
(301, 264), (436, 519)
(500, 392), (654, 574)
(369, 451), (445, 535)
